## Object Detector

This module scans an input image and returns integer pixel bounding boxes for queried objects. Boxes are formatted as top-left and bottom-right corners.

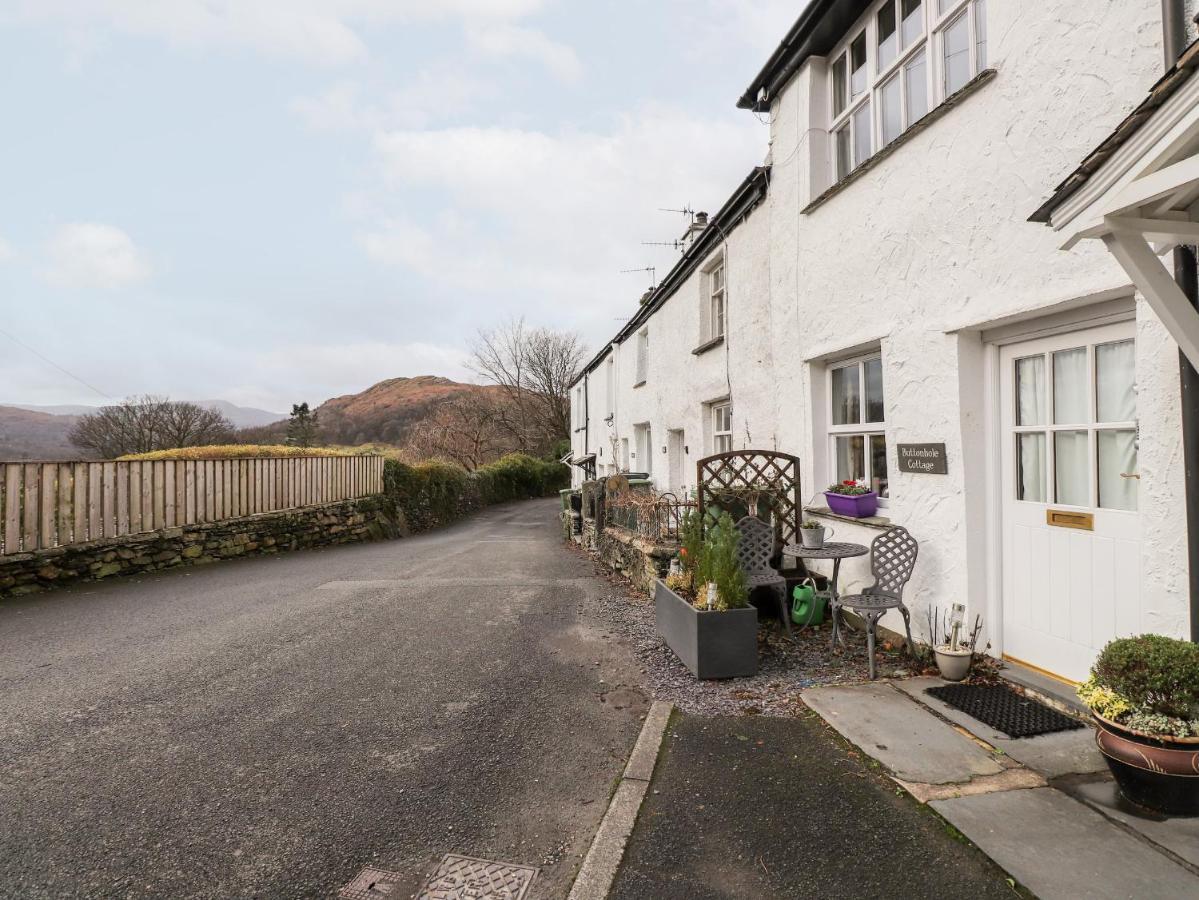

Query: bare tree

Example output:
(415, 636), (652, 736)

(404, 392), (516, 470)
(470, 318), (586, 455)
(69, 396), (234, 458)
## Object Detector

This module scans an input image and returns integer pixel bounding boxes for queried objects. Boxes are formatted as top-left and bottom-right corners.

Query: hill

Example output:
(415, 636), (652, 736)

(10, 400), (284, 429)
(315, 376), (502, 445)
(0, 406), (93, 461)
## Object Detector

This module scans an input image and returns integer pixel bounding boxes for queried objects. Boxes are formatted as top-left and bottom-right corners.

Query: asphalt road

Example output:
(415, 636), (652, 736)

(0, 498), (648, 899)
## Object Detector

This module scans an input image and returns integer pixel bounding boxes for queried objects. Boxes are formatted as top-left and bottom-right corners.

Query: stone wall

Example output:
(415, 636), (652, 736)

(0, 496), (401, 599)
(592, 525), (675, 596)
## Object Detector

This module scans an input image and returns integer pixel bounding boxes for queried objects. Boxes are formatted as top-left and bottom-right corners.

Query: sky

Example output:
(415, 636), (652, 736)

(0, 0), (802, 413)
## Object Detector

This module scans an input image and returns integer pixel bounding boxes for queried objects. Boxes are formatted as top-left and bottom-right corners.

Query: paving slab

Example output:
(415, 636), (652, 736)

(894, 676), (1105, 777)
(802, 683), (1005, 784)
(1059, 776), (1199, 870)
(931, 787), (1199, 900)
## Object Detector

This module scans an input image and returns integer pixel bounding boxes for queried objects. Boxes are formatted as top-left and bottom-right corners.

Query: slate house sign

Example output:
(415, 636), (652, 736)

(897, 443), (948, 475)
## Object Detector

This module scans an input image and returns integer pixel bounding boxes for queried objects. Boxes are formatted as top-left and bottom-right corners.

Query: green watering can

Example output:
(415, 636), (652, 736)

(792, 579), (828, 626)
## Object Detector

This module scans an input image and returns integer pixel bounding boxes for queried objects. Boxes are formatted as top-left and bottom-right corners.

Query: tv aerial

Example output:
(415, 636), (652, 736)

(620, 265), (657, 290)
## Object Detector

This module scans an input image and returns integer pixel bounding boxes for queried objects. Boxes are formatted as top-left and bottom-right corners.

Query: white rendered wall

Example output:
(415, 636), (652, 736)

(571, 0), (1189, 654)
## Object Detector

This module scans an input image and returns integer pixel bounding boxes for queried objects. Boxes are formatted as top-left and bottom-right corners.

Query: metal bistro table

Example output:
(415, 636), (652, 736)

(783, 541), (869, 646)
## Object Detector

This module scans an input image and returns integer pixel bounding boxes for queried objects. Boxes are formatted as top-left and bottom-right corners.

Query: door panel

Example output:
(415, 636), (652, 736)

(999, 321), (1139, 682)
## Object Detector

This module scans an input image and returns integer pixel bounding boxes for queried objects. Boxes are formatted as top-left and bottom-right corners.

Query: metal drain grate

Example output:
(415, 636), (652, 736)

(338, 866), (406, 899)
(927, 682), (1085, 739)
(417, 853), (538, 900)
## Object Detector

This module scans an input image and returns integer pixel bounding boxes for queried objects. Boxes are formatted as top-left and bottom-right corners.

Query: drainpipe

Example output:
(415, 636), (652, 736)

(1163, 0), (1199, 642)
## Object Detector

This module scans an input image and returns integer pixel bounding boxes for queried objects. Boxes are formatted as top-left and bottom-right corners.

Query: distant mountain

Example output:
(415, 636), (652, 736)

(9, 400), (284, 430)
(0, 406), (92, 461)
(312, 376), (501, 446)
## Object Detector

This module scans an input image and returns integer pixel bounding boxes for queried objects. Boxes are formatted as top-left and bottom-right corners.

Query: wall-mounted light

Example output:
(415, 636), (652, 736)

(661, 446), (667, 454)
(684, 446), (689, 454)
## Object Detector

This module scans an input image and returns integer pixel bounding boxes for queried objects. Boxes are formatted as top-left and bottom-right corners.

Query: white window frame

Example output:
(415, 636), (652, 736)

(712, 401), (734, 454)
(635, 328), (649, 385)
(827, 353), (889, 504)
(605, 357), (615, 417)
(704, 256), (726, 342)
(828, 0), (987, 182)
(574, 386), (585, 431)
(634, 422), (653, 475)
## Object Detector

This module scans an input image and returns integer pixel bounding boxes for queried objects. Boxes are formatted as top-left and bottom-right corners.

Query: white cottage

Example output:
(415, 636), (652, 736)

(571, 0), (1198, 685)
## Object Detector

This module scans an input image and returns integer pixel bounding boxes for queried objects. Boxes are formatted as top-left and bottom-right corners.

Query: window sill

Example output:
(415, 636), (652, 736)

(804, 68), (997, 215)
(804, 506), (893, 530)
(633, 380), (647, 389)
(691, 335), (725, 356)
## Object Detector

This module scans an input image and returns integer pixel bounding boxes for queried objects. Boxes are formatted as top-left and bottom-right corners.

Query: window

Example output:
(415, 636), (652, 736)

(634, 423), (653, 475)
(635, 328), (649, 385)
(828, 355), (888, 499)
(708, 260), (726, 340)
(574, 386), (585, 430)
(605, 358), (615, 417)
(713, 402), (734, 454)
(828, 0), (987, 179)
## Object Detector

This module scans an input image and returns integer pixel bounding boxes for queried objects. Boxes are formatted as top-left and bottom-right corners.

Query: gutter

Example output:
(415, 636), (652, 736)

(569, 166), (770, 389)
(1163, 0), (1199, 643)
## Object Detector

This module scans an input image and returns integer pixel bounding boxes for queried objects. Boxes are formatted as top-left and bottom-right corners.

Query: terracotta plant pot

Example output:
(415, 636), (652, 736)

(1093, 713), (1199, 817)
(934, 646), (973, 682)
(824, 491), (879, 518)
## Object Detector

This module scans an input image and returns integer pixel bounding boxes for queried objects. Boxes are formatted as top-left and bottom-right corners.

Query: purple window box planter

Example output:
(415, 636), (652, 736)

(824, 490), (879, 518)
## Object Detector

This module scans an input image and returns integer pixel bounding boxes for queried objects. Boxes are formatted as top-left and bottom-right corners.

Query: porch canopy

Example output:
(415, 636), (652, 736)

(1032, 40), (1199, 368)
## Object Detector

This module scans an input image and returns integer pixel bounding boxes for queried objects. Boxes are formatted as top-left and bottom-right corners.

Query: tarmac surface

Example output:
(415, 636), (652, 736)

(609, 712), (1026, 900)
(0, 498), (647, 899)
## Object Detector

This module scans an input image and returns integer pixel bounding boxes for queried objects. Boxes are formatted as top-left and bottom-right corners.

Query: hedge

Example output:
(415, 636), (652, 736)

(383, 453), (569, 533)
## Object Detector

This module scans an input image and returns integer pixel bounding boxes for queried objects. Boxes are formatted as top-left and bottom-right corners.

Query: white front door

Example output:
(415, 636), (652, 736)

(999, 321), (1141, 683)
(667, 430), (685, 495)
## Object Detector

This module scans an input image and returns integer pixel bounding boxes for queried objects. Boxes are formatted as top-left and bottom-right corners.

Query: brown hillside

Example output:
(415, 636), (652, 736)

(245, 377), (503, 447)
(0, 406), (95, 461)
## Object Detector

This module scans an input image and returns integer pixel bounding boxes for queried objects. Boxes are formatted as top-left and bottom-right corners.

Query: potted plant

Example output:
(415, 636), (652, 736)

(799, 520), (833, 550)
(1078, 635), (1199, 817)
(654, 509), (757, 679)
(824, 480), (879, 518)
(930, 604), (982, 682)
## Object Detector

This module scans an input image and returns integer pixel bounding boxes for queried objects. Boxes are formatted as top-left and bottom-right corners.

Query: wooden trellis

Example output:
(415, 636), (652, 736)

(696, 451), (803, 547)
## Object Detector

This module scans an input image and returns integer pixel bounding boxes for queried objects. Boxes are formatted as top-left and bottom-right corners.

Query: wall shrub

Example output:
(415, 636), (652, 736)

(383, 453), (568, 533)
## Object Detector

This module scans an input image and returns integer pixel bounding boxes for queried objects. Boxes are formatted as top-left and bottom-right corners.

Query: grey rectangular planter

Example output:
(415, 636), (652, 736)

(653, 579), (758, 679)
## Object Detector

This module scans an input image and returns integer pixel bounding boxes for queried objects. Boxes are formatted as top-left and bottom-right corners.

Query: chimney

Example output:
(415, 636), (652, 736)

(680, 211), (709, 249)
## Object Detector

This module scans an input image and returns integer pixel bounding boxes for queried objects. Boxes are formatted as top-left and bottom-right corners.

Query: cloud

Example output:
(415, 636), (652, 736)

(0, 236), (13, 263)
(10, 0), (550, 65)
(290, 68), (496, 132)
(362, 105), (764, 334)
(466, 23), (582, 82)
(44, 222), (152, 290)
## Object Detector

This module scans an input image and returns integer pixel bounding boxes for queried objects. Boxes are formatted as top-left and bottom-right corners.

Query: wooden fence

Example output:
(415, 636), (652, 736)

(0, 455), (386, 556)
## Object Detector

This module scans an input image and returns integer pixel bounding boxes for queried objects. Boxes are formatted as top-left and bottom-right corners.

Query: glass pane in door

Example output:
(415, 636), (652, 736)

(1054, 430), (1089, 506)
(1053, 348), (1089, 424)
(835, 435), (866, 483)
(1016, 356), (1045, 425)
(1098, 429), (1138, 511)
(1096, 340), (1136, 423)
(1017, 433), (1046, 502)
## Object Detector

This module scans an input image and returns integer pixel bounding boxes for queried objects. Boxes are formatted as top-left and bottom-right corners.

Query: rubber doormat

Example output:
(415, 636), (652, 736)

(926, 682), (1085, 739)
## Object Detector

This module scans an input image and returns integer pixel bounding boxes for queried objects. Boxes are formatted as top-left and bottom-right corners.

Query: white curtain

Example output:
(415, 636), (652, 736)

(1016, 356), (1046, 426)
(1053, 348), (1089, 424)
(1018, 433), (1046, 502)
(1055, 431), (1090, 506)
(1098, 429), (1138, 511)
(1097, 341), (1136, 423)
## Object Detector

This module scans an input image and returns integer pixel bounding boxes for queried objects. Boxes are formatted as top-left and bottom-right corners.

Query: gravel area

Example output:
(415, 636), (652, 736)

(575, 549), (917, 718)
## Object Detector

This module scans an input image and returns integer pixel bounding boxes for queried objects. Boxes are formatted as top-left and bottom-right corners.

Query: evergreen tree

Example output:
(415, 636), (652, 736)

(286, 403), (320, 448)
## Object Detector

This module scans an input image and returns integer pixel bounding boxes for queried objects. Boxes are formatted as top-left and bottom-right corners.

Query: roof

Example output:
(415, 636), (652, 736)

(1030, 37), (1199, 223)
(569, 166), (771, 389)
(736, 0), (873, 112)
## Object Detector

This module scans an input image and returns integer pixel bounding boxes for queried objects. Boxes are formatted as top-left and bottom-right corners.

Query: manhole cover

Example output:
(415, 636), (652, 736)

(416, 853), (538, 900)
(338, 866), (406, 899)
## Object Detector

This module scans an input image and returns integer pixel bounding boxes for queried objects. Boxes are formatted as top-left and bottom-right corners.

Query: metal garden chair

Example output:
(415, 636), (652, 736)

(833, 526), (918, 680)
(735, 516), (792, 638)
